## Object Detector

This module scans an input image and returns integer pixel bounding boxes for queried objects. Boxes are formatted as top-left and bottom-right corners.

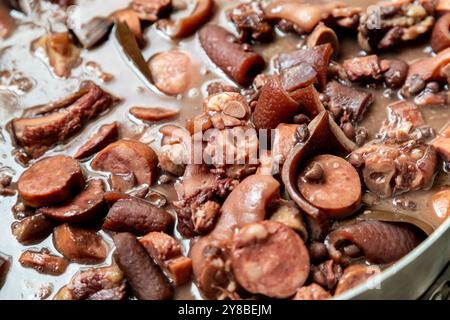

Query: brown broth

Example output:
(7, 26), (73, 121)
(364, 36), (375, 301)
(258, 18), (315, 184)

(0, 0), (448, 300)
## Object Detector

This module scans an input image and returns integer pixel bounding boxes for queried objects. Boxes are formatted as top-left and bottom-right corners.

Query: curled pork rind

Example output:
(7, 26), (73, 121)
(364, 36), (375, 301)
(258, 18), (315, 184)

(358, 0), (436, 52)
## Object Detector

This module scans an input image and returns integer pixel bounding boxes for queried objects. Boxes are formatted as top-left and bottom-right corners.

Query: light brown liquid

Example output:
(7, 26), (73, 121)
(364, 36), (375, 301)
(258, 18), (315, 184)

(0, 0), (448, 299)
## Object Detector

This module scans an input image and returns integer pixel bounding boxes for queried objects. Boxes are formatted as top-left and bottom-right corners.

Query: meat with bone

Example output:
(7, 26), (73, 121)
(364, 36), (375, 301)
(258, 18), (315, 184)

(12, 83), (117, 159)
(54, 265), (127, 300)
(358, 0), (435, 52)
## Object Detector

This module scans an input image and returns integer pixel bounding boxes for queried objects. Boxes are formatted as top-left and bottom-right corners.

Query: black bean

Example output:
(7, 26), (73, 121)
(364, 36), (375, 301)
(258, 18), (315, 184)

(425, 81), (440, 93)
(342, 244), (362, 258)
(355, 127), (368, 146)
(342, 122), (355, 140)
(293, 114), (311, 125)
(304, 163), (324, 183)
(295, 124), (310, 143)
(408, 75), (426, 94)
(329, 105), (342, 120)
(348, 153), (365, 168)
(308, 242), (328, 263)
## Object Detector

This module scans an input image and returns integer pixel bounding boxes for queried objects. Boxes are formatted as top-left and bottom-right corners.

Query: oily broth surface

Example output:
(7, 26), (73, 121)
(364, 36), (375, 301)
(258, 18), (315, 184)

(0, 0), (448, 299)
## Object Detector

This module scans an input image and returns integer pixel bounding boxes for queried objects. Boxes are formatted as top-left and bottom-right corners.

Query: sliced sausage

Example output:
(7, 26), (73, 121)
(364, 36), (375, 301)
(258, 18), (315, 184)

(53, 224), (108, 263)
(212, 175), (280, 241)
(297, 154), (361, 219)
(190, 174), (280, 299)
(381, 59), (409, 88)
(11, 213), (54, 244)
(189, 237), (230, 299)
(74, 122), (119, 160)
(130, 106), (179, 121)
(37, 179), (106, 223)
(103, 198), (173, 235)
(19, 249), (69, 275)
(110, 172), (137, 193)
(113, 232), (173, 300)
(92, 139), (158, 188)
(18, 156), (85, 207)
(148, 50), (192, 95)
(231, 220), (310, 298)
(334, 264), (380, 296)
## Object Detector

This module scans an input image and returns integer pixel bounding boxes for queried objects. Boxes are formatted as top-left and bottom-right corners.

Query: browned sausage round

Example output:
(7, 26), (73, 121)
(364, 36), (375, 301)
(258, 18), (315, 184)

(53, 224), (108, 263)
(190, 174), (280, 299)
(18, 156), (85, 207)
(37, 179), (106, 223)
(381, 59), (409, 88)
(297, 154), (361, 219)
(11, 213), (54, 245)
(148, 51), (192, 95)
(91, 139), (158, 187)
(231, 220), (310, 298)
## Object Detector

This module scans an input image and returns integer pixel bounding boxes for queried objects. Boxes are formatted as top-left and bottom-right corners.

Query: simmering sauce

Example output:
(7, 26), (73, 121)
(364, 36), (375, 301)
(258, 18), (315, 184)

(0, 0), (449, 299)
